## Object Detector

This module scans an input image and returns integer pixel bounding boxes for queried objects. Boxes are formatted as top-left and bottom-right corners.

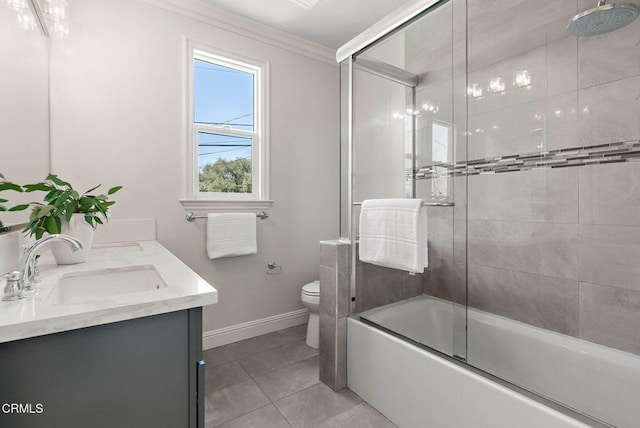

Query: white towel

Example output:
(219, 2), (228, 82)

(358, 199), (428, 273)
(207, 213), (257, 259)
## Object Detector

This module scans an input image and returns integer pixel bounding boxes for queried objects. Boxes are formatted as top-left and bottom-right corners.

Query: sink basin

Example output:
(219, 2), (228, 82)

(91, 242), (143, 255)
(45, 265), (167, 304)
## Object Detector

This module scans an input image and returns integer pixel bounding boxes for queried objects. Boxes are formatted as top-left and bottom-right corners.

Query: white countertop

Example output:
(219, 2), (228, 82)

(0, 240), (217, 343)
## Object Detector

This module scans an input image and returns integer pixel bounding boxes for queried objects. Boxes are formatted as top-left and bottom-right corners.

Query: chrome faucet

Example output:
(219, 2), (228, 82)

(20, 234), (84, 290)
(2, 234), (84, 301)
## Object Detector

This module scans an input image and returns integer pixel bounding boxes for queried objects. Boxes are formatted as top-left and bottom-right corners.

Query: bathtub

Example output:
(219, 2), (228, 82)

(350, 295), (640, 428)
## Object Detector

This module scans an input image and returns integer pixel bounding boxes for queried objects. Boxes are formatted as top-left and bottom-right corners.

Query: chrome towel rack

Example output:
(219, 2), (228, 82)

(352, 201), (454, 207)
(185, 211), (269, 221)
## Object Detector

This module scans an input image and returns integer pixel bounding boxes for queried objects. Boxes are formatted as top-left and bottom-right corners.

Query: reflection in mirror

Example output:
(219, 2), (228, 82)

(0, 0), (50, 226)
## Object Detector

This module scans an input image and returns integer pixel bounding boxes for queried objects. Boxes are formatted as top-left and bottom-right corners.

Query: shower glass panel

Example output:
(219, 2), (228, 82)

(349, 0), (468, 360)
(464, 1), (640, 425)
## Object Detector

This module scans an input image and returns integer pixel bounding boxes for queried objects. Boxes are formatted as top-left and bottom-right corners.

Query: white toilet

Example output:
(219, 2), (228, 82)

(301, 280), (320, 348)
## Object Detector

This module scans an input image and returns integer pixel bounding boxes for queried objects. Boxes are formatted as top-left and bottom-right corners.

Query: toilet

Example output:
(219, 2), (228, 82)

(301, 280), (320, 348)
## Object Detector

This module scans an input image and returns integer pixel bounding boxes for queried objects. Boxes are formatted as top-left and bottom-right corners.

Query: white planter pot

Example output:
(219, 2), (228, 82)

(51, 213), (94, 264)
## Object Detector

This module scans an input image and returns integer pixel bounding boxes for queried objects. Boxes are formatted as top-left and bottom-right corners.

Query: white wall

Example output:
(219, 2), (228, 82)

(49, 0), (340, 334)
(0, 5), (50, 222)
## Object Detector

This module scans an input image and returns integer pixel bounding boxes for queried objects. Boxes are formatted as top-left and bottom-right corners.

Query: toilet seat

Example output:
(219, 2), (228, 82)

(301, 280), (320, 349)
(302, 280), (319, 297)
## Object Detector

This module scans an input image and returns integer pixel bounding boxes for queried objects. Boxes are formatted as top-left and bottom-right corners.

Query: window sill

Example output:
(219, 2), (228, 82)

(179, 199), (274, 216)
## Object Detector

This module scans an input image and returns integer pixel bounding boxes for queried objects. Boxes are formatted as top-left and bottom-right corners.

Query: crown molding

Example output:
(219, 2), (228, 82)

(140, 0), (337, 66)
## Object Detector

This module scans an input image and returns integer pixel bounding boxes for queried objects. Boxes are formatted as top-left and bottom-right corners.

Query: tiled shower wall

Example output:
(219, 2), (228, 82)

(422, 0), (640, 355)
(355, 257), (424, 314)
(461, 162), (640, 355)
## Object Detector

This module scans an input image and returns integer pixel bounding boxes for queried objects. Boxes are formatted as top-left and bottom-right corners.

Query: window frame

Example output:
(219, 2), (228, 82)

(184, 39), (270, 205)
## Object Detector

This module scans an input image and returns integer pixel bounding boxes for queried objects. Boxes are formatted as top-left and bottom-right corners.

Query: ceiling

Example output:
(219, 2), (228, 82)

(202, 0), (415, 50)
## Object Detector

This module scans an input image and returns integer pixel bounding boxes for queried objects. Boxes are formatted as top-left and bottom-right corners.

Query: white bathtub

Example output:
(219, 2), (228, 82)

(352, 295), (640, 428)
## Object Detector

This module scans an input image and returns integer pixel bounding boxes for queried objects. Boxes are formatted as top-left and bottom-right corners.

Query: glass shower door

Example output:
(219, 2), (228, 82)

(463, 1), (640, 426)
(349, 0), (468, 360)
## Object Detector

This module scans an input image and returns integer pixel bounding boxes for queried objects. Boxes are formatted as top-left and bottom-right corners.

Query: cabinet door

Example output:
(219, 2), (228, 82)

(0, 309), (202, 428)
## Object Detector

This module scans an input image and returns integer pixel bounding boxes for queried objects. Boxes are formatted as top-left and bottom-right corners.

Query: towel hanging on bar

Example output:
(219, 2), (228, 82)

(206, 213), (257, 259)
(358, 198), (428, 273)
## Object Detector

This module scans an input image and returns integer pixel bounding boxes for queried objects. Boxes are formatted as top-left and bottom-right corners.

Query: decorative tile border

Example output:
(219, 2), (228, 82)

(412, 141), (640, 180)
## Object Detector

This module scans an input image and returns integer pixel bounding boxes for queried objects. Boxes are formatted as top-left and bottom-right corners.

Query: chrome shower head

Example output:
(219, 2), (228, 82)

(567, 0), (640, 37)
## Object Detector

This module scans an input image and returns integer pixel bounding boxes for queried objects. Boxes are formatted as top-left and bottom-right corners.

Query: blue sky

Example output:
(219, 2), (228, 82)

(194, 59), (254, 165)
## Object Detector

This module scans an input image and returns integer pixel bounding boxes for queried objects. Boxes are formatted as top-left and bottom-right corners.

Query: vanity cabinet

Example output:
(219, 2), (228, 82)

(0, 308), (204, 428)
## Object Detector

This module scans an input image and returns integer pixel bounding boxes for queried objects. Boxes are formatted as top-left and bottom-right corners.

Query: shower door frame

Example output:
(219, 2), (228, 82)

(342, 0), (469, 363)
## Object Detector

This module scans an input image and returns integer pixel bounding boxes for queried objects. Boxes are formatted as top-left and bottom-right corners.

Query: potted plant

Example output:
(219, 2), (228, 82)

(12, 174), (122, 264)
(0, 173), (24, 230)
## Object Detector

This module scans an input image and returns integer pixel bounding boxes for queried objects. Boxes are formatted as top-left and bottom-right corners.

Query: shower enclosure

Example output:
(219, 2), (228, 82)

(340, 1), (640, 427)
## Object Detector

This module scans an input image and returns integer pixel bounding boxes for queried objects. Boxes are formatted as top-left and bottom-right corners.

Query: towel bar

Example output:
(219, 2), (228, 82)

(352, 201), (454, 207)
(185, 211), (269, 221)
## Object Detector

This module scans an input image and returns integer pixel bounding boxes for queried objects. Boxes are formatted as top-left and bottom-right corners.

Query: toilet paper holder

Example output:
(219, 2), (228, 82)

(266, 262), (283, 275)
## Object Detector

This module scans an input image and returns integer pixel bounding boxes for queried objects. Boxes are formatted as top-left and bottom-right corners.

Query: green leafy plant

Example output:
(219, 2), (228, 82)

(11, 174), (122, 239)
(0, 173), (24, 229)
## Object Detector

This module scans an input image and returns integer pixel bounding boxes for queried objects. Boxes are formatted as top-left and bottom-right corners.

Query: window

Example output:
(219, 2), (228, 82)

(186, 43), (269, 203)
(431, 121), (452, 200)
(431, 121), (451, 164)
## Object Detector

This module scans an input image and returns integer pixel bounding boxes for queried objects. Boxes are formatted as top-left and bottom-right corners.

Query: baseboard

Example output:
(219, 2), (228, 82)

(203, 308), (310, 350)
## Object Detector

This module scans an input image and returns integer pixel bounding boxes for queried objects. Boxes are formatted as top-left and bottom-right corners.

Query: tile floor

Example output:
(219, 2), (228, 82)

(203, 323), (397, 428)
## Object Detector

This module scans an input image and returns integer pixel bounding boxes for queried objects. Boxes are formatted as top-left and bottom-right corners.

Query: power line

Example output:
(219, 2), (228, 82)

(196, 122), (253, 127)
(199, 143), (251, 147)
(195, 112), (254, 127)
(199, 146), (251, 156)
(198, 139), (251, 146)
(220, 113), (253, 124)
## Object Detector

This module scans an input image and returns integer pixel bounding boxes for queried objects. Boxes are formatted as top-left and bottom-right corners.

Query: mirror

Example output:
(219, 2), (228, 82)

(0, 0), (51, 226)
